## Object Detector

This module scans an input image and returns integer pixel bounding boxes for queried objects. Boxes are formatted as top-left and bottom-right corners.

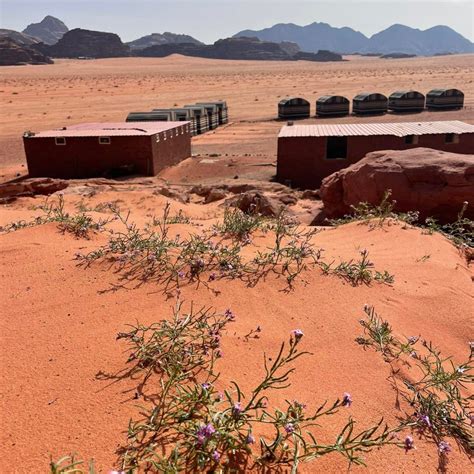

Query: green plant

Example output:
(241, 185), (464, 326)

(214, 207), (266, 241)
(319, 250), (394, 286)
(114, 301), (406, 472)
(357, 305), (473, 456)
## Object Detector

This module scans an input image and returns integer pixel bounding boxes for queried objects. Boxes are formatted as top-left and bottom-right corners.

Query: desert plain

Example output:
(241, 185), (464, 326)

(0, 54), (473, 473)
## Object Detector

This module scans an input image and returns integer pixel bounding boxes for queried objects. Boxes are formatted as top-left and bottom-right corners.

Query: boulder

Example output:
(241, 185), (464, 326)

(204, 188), (228, 203)
(227, 191), (282, 217)
(320, 148), (474, 222)
(0, 178), (68, 199)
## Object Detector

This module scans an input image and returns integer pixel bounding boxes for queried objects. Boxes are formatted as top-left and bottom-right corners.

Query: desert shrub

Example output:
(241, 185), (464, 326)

(319, 249), (395, 286)
(330, 191), (473, 251)
(330, 190), (419, 228)
(112, 301), (406, 472)
(214, 207), (266, 241)
(357, 305), (473, 456)
(77, 205), (394, 291)
(0, 195), (110, 238)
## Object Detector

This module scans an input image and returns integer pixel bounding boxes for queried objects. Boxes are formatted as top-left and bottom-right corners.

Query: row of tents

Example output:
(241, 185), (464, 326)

(278, 88), (465, 119)
(126, 101), (228, 136)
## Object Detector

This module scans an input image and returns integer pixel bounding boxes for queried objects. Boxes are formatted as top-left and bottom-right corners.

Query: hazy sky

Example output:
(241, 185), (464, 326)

(1, 0), (473, 43)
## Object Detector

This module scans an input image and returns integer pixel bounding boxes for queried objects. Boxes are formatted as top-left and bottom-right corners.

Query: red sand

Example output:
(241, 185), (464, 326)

(0, 193), (472, 472)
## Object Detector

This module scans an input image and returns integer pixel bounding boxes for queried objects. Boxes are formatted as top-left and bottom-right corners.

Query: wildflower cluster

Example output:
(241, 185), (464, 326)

(77, 204), (394, 292)
(357, 305), (473, 458)
(112, 301), (406, 472)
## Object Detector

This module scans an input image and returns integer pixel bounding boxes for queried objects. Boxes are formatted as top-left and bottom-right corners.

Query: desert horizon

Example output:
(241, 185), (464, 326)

(0, 22), (473, 474)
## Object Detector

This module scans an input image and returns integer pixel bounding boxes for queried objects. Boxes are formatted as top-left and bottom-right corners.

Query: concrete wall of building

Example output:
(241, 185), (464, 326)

(277, 132), (474, 189)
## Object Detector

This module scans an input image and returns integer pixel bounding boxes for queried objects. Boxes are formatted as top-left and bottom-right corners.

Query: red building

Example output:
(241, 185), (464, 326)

(277, 120), (474, 188)
(23, 122), (192, 179)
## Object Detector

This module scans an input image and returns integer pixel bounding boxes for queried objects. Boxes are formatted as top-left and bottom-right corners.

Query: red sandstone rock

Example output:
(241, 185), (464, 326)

(0, 178), (68, 199)
(320, 148), (474, 222)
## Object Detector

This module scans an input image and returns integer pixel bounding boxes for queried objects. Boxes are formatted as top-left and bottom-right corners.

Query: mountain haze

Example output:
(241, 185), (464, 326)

(235, 22), (474, 55)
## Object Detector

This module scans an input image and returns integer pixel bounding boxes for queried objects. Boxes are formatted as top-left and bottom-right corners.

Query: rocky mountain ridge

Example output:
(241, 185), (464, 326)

(235, 21), (474, 55)
(23, 15), (68, 45)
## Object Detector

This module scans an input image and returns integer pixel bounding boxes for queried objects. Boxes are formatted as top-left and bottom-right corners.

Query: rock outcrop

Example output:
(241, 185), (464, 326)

(0, 29), (39, 46)
(41, 28), (130, 58)
(127, 32), (203, 50)
(0, 37), (53, 65)
(23, 15), (68, 45)
(320, 148), (474, 222)
(135, 36), (342, 62)
(0, 178), (68, 200)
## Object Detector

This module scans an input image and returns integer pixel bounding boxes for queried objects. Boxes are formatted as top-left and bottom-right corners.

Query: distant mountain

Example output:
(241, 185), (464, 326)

(235, 22), (368, 54)
(0, 29), (39, 46)
(23, 15), (68, 45)
(39, 28), (130, 58)
(127, 32), (204, 50)
(234, 22), (474, 55)
(364, 24), (474, 55)
(0, 37), (53, 65)
(135, 36), (342, 62)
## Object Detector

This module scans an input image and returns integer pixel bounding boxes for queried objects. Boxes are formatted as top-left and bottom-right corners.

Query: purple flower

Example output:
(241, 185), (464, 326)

(178, 271), (185, 278)
(404, 435), (414, 451)
(294, 400), (307, 409)
(225, 309), (235, 321)
(408, 336), (418, 345)
(209, 272), (216, 281)
(196, 423), (216, 444)
(418, 414), (431, 428)
(232, 402), (243, 417)
(342, 392), (353, 407)
(201, 382), (212, 390)
(469, 414), (474, 426)
(246, 433), (256, 444)
(438, 441), (451, 454)
(211, 450), (220, 462)
(284, 423), (295, 434)
(292, 329), (304, 340)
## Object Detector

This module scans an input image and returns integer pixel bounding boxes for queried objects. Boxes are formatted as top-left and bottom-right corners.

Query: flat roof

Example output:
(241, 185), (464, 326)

(278, 120), (474, 138)
(30, 122), (189, 138)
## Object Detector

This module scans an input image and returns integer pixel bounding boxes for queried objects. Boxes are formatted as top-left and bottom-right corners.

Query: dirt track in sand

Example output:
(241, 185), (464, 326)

(1, 54), (473, 183)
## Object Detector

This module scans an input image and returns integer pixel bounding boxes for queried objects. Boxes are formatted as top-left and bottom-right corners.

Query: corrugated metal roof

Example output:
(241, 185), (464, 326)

(31, 122), (189, 138)
(278, 120), (474, 138)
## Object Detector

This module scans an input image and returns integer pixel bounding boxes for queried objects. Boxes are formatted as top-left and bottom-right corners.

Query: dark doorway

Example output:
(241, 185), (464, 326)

(326, 136), (348, 159)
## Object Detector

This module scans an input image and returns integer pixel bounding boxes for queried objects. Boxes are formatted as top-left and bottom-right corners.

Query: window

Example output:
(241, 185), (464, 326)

(326, 136), (348, 159)
(445, 133), (459, 144)
(156, 134), (160, 143)
(99, 137), (111, 145)
(405, 135), (418, 145)
(55, 137), (66, 145)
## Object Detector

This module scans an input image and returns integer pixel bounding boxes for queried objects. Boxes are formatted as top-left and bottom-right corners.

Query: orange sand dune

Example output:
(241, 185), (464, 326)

(0, 194), (472, 473)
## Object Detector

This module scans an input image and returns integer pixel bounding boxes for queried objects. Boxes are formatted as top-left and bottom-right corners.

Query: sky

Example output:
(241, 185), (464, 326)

(1, 0), (473, 43)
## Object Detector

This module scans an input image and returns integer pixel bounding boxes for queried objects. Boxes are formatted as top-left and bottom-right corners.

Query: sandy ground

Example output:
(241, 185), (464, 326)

(1, 54), (473, 182)
(0, 55), (473, 473)
(1, 192), (473, 473)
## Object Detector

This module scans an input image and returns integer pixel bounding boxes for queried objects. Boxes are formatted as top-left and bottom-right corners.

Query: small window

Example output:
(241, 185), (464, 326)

(156, 134), (160, 143)
(405, 135), (418, 145)
(163, 132), (167, 140)
(445, 133), (459, 144)
(326, 136), (348, 159)
(55, 137), (66, 146)
(99, 137), (111, 145)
